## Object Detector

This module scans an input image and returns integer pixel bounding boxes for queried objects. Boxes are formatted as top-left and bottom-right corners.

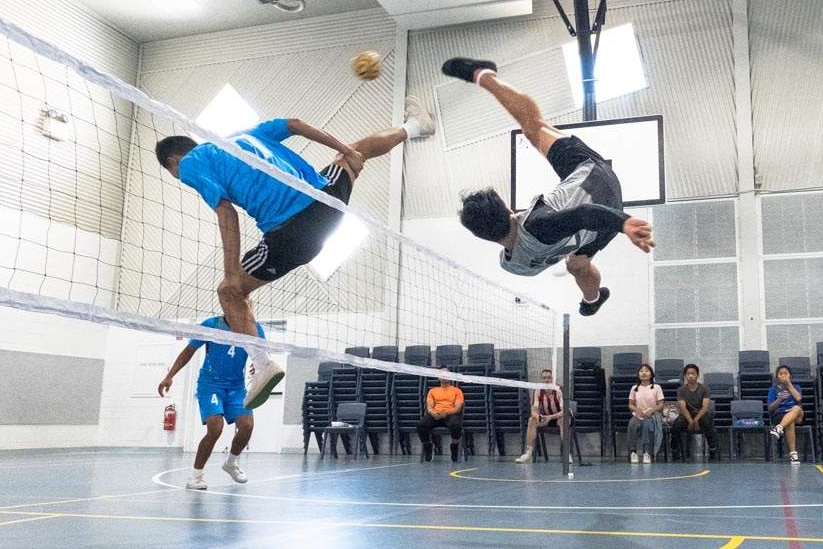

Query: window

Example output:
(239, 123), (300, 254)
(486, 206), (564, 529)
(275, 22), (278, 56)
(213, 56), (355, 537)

(309, 214), (369, 280)
(562, 23), (647, 108)
(195, 83), (259, 138)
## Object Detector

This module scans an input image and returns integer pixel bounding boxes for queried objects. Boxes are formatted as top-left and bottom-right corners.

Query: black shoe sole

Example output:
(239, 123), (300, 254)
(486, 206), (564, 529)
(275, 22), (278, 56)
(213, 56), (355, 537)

(441, 57), (498, 82)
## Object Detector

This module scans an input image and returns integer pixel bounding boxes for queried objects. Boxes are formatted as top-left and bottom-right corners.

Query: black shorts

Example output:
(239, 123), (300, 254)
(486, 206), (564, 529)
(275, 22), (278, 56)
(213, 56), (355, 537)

(771, 409), (802, 426)
(547, 136), (624, 257)
(242, 164), (353, 281)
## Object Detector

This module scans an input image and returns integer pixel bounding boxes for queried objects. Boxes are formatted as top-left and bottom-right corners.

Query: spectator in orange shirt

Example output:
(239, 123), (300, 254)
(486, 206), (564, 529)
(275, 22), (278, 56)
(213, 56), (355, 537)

(417, 366), (464, 462)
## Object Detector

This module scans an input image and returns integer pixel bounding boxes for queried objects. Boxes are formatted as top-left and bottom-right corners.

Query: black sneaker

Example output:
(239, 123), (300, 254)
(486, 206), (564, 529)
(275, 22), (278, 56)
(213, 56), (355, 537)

(423, 442), (433, 462)
(450, 442), (460, 462)
(708, 448), (719, 461)
(441, 57), (497, 83)
(579, 287), (610, 316)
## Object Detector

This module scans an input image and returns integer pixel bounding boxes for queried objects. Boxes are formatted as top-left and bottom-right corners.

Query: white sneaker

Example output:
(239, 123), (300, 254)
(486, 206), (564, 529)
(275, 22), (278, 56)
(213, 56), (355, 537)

(244, 360), (285, 409)
(222, 461), (248, 483)
(789, 451), (800, 465)
(642, 452), (652, 464)
(630, 451), (639, 464)
(514, 452), (532, 464)
(186, 476), (207, 490)
(770, 424), (784, 440)
(404, 95), (435, 137)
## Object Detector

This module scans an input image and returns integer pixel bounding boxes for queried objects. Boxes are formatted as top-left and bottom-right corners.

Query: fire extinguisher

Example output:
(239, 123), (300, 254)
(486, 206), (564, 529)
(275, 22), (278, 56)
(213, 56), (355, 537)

(163, 403), (177, 431)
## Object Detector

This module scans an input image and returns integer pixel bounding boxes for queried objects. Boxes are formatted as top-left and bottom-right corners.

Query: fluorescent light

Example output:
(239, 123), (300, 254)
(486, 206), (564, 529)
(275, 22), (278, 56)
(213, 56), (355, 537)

(562, 23), (647, 108)
(309, 214), (369, 280)
(195, 83), (260, 139)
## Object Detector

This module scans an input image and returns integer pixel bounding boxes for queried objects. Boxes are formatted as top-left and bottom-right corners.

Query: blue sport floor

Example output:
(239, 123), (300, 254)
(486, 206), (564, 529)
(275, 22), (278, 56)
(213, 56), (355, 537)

(1, 448), (822, 549)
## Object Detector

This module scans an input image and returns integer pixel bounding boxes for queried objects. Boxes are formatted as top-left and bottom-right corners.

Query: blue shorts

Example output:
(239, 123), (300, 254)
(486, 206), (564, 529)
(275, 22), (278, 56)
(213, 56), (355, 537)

(196, 382), (251, 424)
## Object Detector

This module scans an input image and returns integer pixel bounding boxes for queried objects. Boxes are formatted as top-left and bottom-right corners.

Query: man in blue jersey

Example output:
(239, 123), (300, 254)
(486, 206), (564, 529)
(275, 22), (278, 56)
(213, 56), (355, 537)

(442, 57), (654, 316)
(158, 314), (265, 490)
(155, 97), (434, 409)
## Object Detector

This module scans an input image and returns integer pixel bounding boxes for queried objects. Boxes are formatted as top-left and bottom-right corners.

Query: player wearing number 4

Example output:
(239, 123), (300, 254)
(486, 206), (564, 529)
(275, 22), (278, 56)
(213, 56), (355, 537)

(156, 98), (434, 408)
(443, 57), (655, 316)
(158, 315), (265, 490)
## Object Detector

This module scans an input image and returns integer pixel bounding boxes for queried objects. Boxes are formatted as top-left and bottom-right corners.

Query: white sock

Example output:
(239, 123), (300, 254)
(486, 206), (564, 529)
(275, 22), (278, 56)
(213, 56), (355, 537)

(248, 348), (269, 369)
(226, 453), (239, 465)
(402, 119), (421, 140)
(582, 294), (599, 304)
(192, 467), (204, 478)
(474, 68), (496, 84)
(524, 446), (533, 455)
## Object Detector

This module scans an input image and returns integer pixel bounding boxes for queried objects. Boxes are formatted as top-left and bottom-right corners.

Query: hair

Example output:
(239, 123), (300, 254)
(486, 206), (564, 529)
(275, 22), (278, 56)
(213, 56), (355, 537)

(632, 363), (656, 391)
(155, 135), (198, 169)
(776, 364), (792, 376)
(683, 363), (700, 376)
(458, 188), (511, 242)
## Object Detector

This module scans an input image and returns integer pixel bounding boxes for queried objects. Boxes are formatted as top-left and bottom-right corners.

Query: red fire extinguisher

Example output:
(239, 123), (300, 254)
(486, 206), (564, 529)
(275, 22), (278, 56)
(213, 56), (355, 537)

(163, 403), (177, 431)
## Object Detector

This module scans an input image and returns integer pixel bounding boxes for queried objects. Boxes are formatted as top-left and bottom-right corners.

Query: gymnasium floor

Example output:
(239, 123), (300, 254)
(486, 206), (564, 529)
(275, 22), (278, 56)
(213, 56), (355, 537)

(1, 448), (821, 549)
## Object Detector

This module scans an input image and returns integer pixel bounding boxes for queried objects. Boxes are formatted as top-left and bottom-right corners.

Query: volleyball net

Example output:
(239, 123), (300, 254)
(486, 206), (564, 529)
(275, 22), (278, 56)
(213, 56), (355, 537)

(0, 15), (559, 390)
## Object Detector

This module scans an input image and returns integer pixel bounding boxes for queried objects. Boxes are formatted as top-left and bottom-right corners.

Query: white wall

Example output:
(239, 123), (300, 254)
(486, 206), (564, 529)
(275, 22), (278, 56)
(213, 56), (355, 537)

(402, 207), (652, 348)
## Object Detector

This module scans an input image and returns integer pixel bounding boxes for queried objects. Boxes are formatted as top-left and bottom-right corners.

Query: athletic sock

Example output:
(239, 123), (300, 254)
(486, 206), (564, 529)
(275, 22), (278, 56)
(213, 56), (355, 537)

(248, 348), (270, 369)
(582, 294), (599, 304)
(474, 68), (496, 84)
(192, 467), (204, 478)
(226, 453), (239, 465)
(402, 119), (421, 140)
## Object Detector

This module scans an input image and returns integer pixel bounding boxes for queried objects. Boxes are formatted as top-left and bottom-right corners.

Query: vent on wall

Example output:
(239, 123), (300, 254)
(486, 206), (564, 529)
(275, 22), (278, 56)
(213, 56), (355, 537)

(375, 0), (532, 29)
(257, 0), (305, 13)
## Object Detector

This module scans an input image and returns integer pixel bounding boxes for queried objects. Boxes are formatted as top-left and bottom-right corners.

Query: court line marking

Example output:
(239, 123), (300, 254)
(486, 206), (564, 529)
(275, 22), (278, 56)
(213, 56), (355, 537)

(816, 465), (823, 476)
(718, 537), (745, 549)
(151, 461), (413, 489)
(449, 467), (711, 483)
(0, 510), (821, 543)
(0, 514), (61, 527)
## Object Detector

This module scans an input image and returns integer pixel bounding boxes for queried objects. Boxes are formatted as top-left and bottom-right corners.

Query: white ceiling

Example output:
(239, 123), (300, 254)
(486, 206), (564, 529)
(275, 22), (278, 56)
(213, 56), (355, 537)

(76, 0), (535, 44)
(76, 0), (383, 43)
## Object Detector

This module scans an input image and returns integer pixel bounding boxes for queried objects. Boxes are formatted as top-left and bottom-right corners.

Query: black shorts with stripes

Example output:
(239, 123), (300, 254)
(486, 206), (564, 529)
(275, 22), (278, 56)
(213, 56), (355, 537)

(241, 164), (353, 281)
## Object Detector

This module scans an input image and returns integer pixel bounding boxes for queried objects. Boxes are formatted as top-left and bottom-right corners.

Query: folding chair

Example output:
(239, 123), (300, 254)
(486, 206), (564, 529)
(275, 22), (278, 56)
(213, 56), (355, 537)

(321, 402), (368, 460)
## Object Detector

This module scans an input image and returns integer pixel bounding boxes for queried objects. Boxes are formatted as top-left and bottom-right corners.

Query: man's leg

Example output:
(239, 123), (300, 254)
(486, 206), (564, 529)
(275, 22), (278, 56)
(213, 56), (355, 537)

(222, 415), (253, 484)
(516, 416), (543, 462)
(442, 58), (564, 157)
(417, 414), (436, 461)
(335, 96), (434, 180)
(187, 415), (223, 490)
(566, 255), (601, 303)
(217, 279), (285, 409)
(698, 416), (720, 458)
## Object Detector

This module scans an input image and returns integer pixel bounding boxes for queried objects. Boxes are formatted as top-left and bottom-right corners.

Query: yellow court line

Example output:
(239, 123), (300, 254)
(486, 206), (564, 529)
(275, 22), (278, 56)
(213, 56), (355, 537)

(450, 467), (710, 483)
(718, 536), (745, 549)
(0, 514), (61, 527)
(0, 489), (172, 511)
(1, 510), (822, 543)
(816, 464), (823, 476)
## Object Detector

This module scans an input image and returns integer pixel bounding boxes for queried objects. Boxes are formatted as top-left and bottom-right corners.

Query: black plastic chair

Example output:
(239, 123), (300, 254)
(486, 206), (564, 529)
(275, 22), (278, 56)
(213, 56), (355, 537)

(654, 359), (684, 383)
(321, 402), (368, 460)
(612, 353), (643, 378)
(729, 400), (771, 460)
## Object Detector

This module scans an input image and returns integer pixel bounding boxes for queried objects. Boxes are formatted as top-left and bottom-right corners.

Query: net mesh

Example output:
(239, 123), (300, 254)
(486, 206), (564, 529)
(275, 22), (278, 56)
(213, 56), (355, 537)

(0, 16), (559, 390)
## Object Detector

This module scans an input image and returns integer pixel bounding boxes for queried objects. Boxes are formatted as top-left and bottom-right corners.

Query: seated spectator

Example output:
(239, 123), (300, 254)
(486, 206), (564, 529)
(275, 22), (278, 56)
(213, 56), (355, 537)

(515, 368), (572, 463)
(670, 363), (719, 461)
(768, 364), (804, 464)
(417, 366), (464, 462)
(627, 363), (664, 464)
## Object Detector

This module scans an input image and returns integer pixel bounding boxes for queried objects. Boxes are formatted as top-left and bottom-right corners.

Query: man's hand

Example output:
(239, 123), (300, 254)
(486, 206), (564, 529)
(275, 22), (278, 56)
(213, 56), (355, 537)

(158, 375), (172, 397)
(687, 419), (696, 432)
(335, 147), (365, 178)
(623, 217), (655, 253)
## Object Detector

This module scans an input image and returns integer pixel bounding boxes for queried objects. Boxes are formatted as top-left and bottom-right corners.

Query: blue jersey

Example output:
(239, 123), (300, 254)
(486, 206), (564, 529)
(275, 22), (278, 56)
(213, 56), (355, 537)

(189, 316), (265, 388)
(767, 382), (801, 415)
(178, 118), (329, 233)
